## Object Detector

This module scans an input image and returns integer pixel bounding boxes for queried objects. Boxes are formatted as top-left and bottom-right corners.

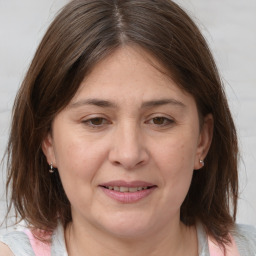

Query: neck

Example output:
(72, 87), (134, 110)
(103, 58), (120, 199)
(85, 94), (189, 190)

(65, 218), (198, 256)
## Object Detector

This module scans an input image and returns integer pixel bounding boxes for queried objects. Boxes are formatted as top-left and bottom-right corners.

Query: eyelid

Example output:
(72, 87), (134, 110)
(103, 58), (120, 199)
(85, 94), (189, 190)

(145, 113), (175, 121)
(145, 114), (175, 126)
(81, 115), (112, 128)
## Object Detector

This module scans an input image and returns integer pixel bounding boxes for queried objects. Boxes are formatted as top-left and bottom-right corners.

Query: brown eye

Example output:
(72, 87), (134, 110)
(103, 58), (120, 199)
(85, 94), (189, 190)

(82, 117), (110, 128)
(146, 116), (174, 127)
(90, 118), (104, 125)
(152, 117), (166, 125)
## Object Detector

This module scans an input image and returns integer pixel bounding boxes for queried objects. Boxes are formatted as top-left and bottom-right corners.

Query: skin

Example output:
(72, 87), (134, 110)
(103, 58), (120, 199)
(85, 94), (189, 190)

(0, 243), (13, 256)
(43, 46), (213, 256)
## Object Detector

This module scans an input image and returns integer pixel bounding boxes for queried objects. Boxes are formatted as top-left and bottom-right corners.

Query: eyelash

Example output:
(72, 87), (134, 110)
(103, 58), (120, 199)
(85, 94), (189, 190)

(82, 117), (111, 128)
(145, 116), (174, 127)
(82, 116), (174, 129)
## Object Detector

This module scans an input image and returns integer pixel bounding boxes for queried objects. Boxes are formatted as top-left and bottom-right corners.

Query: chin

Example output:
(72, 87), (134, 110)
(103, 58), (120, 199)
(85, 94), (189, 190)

(98, 213), (155, 239)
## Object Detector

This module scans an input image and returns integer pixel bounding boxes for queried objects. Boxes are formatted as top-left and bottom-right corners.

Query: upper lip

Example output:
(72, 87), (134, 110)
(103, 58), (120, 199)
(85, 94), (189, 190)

(99, 180), (156, 188)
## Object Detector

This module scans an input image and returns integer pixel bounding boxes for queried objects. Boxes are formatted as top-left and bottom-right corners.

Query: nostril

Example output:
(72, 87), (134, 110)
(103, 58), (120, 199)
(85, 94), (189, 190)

(113, 160), (121, 166)
(111, 159), (146, 170)
(137, 160), (145, 166)
(108, 142), (149, 169)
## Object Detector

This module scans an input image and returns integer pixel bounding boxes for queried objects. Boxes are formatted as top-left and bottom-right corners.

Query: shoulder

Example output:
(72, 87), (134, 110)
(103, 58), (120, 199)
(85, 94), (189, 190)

(0, 241), (13, 256)
(0, 230), (35, 255)
(232, 224), (256, 254)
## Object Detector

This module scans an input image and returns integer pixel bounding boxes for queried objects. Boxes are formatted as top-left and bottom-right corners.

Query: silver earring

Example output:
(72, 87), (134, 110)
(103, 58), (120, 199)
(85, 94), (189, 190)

(49, 163), (54, 173)
(199, 159), (204, 166)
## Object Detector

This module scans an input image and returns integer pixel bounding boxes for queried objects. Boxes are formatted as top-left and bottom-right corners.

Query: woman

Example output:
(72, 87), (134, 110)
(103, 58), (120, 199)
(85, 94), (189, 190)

(1, 0), (255, 255)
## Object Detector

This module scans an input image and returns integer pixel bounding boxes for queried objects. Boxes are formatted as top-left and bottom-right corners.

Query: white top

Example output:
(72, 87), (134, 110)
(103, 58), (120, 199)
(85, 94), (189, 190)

(1, 222), (256, 255)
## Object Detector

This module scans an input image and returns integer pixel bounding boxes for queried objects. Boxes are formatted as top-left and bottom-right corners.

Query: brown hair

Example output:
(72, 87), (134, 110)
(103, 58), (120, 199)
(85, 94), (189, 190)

(5, 0), (238, 246)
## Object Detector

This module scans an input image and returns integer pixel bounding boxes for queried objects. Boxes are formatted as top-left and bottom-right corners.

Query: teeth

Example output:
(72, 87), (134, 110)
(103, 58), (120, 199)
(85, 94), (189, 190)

(120, 186), (129, 192)
(105, 186), (150, 192)
(128, 187), (137, 192)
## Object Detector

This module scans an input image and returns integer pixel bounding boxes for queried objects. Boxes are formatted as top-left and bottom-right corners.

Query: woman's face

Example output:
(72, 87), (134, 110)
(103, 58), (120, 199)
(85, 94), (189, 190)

(43, 46), (212, 238)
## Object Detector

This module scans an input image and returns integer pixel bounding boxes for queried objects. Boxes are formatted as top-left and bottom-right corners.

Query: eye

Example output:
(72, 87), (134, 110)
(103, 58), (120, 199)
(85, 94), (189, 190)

(146, 116), (174, 127)
(82, 117), (110, 128)
(152, 117), (168, 125)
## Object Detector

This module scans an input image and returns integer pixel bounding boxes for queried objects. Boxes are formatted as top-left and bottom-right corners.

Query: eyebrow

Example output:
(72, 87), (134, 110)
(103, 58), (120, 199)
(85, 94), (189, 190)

(70, 99), (117, 108)
(69, 98), (186, 109)
(141, 99), (186, 108)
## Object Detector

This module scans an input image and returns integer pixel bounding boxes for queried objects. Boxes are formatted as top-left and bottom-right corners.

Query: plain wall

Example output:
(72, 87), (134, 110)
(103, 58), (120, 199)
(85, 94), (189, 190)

(0, 0), (255, 233)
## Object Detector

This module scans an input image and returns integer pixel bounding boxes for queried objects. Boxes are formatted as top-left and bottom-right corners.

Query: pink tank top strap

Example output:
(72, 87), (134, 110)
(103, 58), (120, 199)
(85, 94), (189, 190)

(24, 229), (51, 256)
(208, 234), (240, 256)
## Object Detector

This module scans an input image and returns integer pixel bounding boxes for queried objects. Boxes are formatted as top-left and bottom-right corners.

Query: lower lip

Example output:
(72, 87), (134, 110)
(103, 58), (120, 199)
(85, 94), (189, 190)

(100, 187), (156, 203)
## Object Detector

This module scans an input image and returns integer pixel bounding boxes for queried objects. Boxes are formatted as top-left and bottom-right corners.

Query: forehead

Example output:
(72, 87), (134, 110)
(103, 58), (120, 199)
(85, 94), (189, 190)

(69, 46), (196, 109)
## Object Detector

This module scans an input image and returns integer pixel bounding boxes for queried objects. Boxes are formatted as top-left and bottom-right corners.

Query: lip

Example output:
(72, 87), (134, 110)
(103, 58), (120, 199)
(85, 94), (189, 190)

(100, 180), (155, 188)
(99, 180), (157, 203)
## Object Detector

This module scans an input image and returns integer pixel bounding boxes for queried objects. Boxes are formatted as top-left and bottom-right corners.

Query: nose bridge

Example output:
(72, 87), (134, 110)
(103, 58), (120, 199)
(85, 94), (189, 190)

(109, 119), (148, 169)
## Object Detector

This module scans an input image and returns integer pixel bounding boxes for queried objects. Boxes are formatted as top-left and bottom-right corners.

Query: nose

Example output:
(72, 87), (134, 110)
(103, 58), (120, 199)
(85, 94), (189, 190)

(108, 122), (149, 170)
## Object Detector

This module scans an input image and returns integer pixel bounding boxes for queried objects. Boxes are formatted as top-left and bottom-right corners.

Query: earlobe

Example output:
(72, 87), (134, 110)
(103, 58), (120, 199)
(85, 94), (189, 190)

(42, 133), (56, 166)
(194, 114), (214, 170)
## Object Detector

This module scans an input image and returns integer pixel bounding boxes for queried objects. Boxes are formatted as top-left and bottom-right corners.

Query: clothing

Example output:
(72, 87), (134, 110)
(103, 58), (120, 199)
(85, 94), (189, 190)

(1, 222), (256, 256)
(0, 223), (66, 256)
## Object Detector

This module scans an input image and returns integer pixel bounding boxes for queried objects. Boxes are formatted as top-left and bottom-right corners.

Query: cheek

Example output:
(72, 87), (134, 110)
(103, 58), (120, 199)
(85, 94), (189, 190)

(155, 135), (198, 204)
(161, 143), (195, 185)
(157, 134), (198, 172)
(53, 137), (109, 209)
(53, 133), (107, 188)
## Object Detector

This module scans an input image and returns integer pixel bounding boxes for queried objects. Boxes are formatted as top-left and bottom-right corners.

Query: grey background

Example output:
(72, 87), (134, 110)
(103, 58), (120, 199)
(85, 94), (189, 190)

(0, 0), (256, 234)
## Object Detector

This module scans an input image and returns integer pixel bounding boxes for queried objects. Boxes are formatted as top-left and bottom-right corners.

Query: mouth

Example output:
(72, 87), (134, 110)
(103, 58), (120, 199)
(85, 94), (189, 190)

(99, 181), (157, 203)
(100, 185), (155, 193)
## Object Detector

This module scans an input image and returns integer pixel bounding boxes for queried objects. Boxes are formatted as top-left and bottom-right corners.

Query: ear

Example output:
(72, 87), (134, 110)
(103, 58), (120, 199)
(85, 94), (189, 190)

(194, 114), (214, 170)
(42, 133), (57, 167)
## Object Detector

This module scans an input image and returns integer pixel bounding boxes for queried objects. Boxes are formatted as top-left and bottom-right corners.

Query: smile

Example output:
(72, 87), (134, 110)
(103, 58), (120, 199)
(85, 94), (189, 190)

(103, 186), (152, 192)
(99, 181), (157, 203)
